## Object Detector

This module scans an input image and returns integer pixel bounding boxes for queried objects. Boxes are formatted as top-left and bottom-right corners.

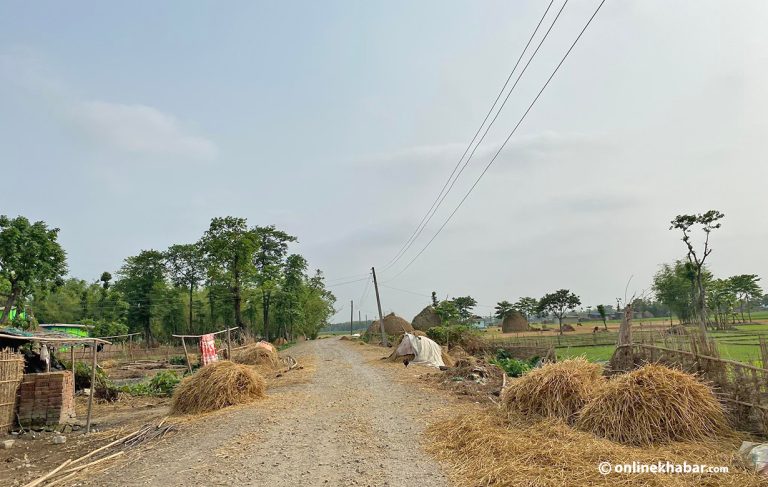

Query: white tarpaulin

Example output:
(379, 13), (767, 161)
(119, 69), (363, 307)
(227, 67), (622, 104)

(395, 333), (445, 368)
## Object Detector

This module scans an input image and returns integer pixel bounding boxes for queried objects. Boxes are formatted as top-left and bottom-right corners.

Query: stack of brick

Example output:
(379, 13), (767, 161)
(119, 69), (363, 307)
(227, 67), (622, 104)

(17, 371), (75, 427)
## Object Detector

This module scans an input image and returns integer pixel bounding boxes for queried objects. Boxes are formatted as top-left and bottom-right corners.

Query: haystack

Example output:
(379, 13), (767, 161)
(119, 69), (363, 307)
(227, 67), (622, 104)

(502, 358), (604, 423)
(170, 360), (266, 415)
(367, 313), (414, 335)
(577, 364), (730, 445)
(561, 324), (576, 332)
(501, 311), (529, 333)
(411, 306), (442, 331)
(231, 343), (279, 368)
(273, 337), (288, 347)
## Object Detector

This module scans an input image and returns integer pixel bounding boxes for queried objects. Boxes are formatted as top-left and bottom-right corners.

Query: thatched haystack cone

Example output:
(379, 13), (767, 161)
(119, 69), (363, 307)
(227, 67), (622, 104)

(411, 306), (442, 331)
(367, 313), (414, 335)
(502, 358), (604, 423)
(501, 311), (529, 333)
(170, 360), (266, 415)
(231, 344), (279, 368)
(576, 364), (730, 445)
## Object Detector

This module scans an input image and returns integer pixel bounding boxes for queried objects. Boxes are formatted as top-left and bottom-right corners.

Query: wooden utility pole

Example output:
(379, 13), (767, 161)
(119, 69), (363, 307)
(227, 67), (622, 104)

(350, 300), (354, 336)
(358, 310), (361, 331)
(371, 267), (388, 346)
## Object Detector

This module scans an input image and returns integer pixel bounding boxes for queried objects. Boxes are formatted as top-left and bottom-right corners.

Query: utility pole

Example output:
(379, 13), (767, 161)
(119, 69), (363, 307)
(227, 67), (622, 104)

(371, 267), (388, 346)
(358, 310), (361, 331)
(350, 300), (354, 336)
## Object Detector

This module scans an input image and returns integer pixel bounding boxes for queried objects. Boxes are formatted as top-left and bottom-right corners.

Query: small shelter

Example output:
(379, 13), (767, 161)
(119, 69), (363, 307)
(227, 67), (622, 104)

(394, 333), (445, 368)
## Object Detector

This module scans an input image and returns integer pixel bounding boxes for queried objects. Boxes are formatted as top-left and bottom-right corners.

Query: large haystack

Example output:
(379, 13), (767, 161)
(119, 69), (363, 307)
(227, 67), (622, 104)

(411, 306), (442, 331)
(232, 343), (279, 368)
(501, 311), (529, 332)
(577, 364), (730, 445)
(170, 360), (266, 415)
(367, 313), (414, 335)
(502, 358), (604, 423)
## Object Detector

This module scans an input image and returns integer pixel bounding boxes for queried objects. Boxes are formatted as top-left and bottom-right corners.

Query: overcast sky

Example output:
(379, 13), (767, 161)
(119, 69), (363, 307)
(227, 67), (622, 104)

(1, 1), (767, 323)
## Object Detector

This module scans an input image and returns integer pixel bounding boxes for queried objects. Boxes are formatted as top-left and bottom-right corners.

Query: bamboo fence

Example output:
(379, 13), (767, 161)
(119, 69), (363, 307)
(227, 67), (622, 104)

(0, 348), (24, 433)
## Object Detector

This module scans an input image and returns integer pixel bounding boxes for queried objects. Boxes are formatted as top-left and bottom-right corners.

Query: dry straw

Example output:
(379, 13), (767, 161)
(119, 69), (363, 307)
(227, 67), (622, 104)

(231, 344), (279, 368)
(577, 363), (731, 445)
(170, 360), (266, 415)
(502, 357), (603, 423)
(426, 408), (762, 487)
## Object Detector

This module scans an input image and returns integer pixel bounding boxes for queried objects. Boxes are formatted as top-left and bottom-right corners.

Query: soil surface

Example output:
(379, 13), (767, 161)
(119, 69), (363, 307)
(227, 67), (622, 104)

(67, 339), (454, 486)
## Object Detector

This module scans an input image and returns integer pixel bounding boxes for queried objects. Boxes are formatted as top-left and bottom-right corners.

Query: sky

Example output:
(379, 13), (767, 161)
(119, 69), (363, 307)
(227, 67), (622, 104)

(1, 1), (767, 323)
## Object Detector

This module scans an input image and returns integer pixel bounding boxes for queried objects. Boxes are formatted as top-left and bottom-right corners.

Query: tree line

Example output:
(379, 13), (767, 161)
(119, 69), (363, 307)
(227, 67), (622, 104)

(0, 215), (336, 343)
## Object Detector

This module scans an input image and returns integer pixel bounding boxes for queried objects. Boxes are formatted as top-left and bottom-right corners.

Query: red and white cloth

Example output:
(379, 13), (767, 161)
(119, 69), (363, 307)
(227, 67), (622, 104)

(199, 334), (218, 366)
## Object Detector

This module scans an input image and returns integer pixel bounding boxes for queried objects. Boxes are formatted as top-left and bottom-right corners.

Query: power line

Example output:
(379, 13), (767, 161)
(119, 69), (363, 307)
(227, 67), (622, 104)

(380, 0), (556, 273)
(387, 0), (608, 279)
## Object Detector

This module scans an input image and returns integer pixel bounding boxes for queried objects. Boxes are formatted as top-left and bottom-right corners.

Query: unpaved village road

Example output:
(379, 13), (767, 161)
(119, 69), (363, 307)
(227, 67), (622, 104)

(82, 339), (453, 487)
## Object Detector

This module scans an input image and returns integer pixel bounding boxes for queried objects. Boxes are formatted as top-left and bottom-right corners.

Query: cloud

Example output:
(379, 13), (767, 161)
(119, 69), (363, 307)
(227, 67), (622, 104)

(71, 100), (218, 160)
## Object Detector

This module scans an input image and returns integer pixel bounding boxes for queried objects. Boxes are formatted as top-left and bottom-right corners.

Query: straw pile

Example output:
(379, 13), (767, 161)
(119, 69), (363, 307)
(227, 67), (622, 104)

(427, 408), (762, 487)
(577, 364), (731, 445)
(274, 337), (288, 347)
(411, 306), (442, 331)
(231, 343), (279, 368)
(367, 313), (414, 335)
(170, 360), (266, 415)
(501, 311), (529, 332)
(502, 358), (603, 423)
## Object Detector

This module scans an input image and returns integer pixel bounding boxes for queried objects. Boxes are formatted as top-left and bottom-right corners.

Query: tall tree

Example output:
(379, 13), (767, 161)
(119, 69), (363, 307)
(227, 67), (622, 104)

(199, 217), (258, 331)
(252, 225), (296, 341)
(537, 289), (581, 336)
(0, 216), (67, 324)
(670, 210), (724, 335)
(494, 300), (514, 320)
(115, 250), (166, 343)
(165, 243), (206, 333)
(729, 274), (762, 323)
(274, 254), (307, 339)
(596, 304), (608, 331)
(451, 296), (477, 323)
(513, 297), (539, 322)
(652, 261), (705, 324)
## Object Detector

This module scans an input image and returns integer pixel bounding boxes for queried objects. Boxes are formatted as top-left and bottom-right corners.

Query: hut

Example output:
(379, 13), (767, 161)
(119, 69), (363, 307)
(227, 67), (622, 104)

(501, 311), (529, 333)
(411, 306), (442, 331)
(367, 313), (414, 336)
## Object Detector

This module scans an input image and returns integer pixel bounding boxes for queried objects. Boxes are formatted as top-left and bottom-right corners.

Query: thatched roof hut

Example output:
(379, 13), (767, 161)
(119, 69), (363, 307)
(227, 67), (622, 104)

(411, 306), (442, 331)
(501, 311), (529, 333)
(367, 313), (414, 335)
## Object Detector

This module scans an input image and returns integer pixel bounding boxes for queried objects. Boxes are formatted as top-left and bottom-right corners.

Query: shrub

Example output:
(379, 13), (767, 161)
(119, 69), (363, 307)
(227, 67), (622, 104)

(71, 361), (109, 390)
(490, 350), (540, 377)
(169, 355), (187, 366)
(120, 370), (181, 397)
(427, 325), (472, 345)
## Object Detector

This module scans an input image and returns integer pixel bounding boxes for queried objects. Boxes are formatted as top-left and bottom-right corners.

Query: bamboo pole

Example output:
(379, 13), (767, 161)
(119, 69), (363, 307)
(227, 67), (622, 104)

(181, 338), (192, 374)
(85, 343), (97, 433)
(23, 459), (72, 487)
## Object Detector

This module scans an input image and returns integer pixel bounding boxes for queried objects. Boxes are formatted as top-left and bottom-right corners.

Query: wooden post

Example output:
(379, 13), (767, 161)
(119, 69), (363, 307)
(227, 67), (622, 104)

(181, 337), (192, 374)
(226, 327), (232, 360)
(85, 342), (97, 433)
(371, 267), (387, 347)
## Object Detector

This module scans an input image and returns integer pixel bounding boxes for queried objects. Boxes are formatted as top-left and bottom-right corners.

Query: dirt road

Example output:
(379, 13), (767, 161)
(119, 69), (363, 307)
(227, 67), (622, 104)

(81, 339), (452, 487)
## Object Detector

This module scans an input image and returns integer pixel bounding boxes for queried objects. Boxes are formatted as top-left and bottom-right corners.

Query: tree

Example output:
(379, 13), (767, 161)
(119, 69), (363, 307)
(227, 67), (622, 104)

(537, 289), (581, 336)
(274, 254), (307, 339)
(728, 274), (762, 323)
(494, 300), (514, 320)
(115, 250), (167, 343)
(199, 217), (258, 331)
(596, 304), (608, 331)
(431, 291), (438, 307)
(513, 297), (538, 321)
(252, 225), (297, 341)
(670, 210), (724, 335)
(0, 216), (67, 324)
(165, 243), (206, 333)
(652, 261), (704, 324)
(451, 296), (477, 322)
(297, 270), (336, 339)
(707, 278), (738, 327)
(434, 300), (460, 324)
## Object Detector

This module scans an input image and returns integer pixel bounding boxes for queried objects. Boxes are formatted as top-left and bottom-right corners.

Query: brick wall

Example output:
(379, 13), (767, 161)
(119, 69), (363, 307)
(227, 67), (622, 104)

(17, 371), (75, 427)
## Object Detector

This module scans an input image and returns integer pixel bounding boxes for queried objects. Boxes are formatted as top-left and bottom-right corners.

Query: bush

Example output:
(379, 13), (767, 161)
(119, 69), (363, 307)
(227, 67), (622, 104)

(427, 325), (471, 345)
(491, 350), (541, 377)
(169, 355), (187, 366)
(71, 361), (109, 390)
(121, 370), (181, 397)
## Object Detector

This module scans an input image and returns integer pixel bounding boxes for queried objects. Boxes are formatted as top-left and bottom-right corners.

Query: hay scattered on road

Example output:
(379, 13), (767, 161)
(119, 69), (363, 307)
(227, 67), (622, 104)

(232, 344), (279, 368)
(577, 364), (731, 445)
(427, 408), (762, 487)
(501, 357), (603, 423)
(170, 360), (266, 415)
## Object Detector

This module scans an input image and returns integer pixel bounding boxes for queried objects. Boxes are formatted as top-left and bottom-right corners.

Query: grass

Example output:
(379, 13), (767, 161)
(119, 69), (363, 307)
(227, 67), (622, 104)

(556, 345), (616, 362)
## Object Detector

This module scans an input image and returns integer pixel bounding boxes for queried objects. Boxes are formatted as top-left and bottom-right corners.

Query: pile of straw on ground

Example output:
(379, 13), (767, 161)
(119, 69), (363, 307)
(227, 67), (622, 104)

(577, 364), (731, 445)
(170, 360), (266, 415)
(273, 337), (288, 347)
(426, 408), (761, 487)
(231, 343), (279, 368)
(502, 358), (603, 423)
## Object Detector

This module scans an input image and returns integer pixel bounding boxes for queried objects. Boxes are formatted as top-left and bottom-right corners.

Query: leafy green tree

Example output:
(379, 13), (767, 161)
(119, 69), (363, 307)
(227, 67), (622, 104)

(431, 291), (438, 307)
(451, 296), (477, 322)
(707, 278), (738, 327)
(297, 270), (336, 339)
(652, 261), (710, 325)
(274, 254), (307, 339)
(537, 289), (581, 336)
(669, 210), (724, 335)
(115, 250), (167, 343)
(513, 297), (538, 321)
(596, 304), (608, 331)
(252, 225), (296, 340)
(199, 217), (258, 331)
(728, 274), (762, 323)
(0, 215), (67, 324)
(434, 300), (460, 324)
(494, 300), (514, 320)
(165, 243), (206, 333)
